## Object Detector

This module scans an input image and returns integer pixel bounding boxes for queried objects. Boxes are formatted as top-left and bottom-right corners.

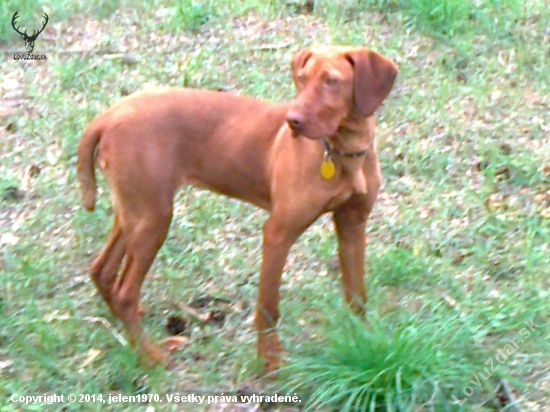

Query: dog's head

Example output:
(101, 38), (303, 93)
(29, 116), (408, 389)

(286, 46), (398, 139)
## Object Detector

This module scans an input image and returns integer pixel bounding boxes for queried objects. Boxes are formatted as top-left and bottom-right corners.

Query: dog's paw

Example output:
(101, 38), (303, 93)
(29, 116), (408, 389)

(263, 356), (283, 379)
(140, 343), (170, 369)
(257, 332), (283, 376)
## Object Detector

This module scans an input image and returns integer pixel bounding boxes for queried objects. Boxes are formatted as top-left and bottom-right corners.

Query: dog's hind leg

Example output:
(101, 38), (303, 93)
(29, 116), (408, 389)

(108, 202), (173, 367)
(90, 213), (126, 310)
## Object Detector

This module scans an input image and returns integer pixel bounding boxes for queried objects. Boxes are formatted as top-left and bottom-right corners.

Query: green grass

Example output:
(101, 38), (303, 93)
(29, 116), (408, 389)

(310, 0), (537, 39)
(1, 0), (549, 410)
(281, 303), (491, 410)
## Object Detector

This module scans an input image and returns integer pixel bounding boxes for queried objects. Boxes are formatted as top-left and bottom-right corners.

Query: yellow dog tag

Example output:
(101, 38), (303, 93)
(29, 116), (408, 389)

(321, 159), (335, 179)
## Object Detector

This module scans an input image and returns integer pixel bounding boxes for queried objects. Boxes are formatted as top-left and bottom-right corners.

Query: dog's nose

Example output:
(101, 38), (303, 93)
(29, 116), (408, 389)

(285, 112), (304, 132)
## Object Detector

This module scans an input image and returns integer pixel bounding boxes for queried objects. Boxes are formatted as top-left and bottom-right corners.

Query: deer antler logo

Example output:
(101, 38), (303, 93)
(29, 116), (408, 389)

(11, 10), (49, 54)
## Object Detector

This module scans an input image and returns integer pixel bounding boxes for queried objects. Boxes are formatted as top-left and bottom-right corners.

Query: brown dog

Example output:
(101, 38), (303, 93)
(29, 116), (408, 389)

(77, 45), (398, 372)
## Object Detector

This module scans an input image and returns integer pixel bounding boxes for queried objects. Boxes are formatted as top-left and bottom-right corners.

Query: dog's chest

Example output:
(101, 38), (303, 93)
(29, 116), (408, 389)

(323, 183), (355, 211)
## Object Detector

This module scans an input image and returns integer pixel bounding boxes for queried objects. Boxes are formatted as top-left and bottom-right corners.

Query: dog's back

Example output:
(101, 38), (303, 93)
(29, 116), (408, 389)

(77, 87), (289, 212)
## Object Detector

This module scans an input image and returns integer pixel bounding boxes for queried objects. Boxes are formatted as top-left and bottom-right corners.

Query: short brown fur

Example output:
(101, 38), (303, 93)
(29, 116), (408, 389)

(77, 46), (398, 372)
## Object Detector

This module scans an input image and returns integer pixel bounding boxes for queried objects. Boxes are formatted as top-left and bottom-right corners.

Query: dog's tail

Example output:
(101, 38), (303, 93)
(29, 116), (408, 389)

(77, 119), (102, 212)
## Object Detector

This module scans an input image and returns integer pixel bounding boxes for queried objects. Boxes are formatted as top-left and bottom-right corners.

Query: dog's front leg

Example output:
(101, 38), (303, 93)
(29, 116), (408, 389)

(255, 214), (307, 373)
(333, 194), (374, 315)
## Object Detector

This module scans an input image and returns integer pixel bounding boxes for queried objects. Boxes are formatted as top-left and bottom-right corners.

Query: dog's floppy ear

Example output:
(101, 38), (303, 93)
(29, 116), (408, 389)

(290, 47), (313, 85)
(345, 49), (398, 117)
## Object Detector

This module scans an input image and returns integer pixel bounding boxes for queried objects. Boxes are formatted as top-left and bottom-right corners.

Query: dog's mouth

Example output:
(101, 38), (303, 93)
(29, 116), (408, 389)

(289, 127), (302, 138)
(290, 124), (339, 140)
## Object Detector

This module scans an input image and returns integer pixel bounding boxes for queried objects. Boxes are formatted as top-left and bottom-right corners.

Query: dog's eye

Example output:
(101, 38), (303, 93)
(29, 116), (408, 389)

(325, 77), (338, 86)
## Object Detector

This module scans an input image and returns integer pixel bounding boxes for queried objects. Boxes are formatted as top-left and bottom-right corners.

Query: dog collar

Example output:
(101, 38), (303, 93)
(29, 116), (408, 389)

(322, 139), (371, 158)
(320, 139), (372, 180)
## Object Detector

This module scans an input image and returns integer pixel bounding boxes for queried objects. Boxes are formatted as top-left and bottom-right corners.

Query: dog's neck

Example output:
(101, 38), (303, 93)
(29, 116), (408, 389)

(323, 111), (374, 194)
(326, 110), (374, 157)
